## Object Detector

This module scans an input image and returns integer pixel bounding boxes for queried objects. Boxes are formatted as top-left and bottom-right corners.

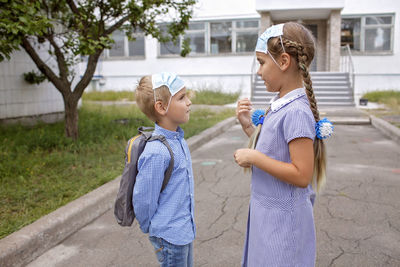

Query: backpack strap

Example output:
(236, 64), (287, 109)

(138, 126), (155, 133)
(148, 135), (174, 192)
(135, 126), (174, 193)
(126, 135), (141, 164)
(126, 127), (154, 164)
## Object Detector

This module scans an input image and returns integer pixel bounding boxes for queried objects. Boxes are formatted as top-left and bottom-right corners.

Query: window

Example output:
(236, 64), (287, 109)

(341, 14), (394, 53)
(107, 29), (145, 58)
(160, 40), (181, 55)
(184, 23), (206, 55)
(158, 19), (259, 57)
(235, 21), (259, 53)
(210, 22), (232, 54)
(128, 36), (145, 56)
(160, 22), (206, 56)
(159, 24), (181, 56)
(109, 30), (125, 57)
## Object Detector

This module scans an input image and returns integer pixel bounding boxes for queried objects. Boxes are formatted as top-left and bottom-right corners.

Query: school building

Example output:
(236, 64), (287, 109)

(85, 0), (399, 106)
(1, 0), (399, 121)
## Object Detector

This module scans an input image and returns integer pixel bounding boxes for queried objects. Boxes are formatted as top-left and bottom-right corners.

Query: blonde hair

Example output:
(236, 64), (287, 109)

(249, 22), (326, 191)
(135, 76), (171, 122)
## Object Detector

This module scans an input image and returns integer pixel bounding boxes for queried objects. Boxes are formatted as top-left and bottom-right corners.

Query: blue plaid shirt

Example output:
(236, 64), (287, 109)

(133, 124), (196, 245)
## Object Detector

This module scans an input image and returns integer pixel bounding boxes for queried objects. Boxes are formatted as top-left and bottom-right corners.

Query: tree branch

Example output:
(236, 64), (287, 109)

(65, 0), (80, 16)
(65, 0), (89, 36)
(46, 34), (69, 83)
(104, 15), (131, 35)
(72, 50), (102, 100)
(21, 37), (68, 94)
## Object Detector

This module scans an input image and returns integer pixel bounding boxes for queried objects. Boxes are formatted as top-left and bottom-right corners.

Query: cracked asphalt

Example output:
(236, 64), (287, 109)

(28, 123), (400, 267)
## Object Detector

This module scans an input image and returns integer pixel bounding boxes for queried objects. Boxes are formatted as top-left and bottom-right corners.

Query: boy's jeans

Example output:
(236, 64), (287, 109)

(149, 236), (193, 267)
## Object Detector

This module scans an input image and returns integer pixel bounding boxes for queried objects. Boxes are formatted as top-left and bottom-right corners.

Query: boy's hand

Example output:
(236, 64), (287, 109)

(236, 98), (252, 129)
(234, 148), (254, 168)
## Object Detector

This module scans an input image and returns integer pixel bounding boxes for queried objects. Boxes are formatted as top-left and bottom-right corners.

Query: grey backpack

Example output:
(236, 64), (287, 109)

(114, 126), (174, 227)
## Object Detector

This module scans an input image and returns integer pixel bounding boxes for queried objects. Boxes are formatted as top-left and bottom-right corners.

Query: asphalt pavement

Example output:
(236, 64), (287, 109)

(24, 108), (400, 267)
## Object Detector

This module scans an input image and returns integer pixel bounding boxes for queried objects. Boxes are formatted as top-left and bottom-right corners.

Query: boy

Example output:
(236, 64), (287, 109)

(133, 72), (195, 267)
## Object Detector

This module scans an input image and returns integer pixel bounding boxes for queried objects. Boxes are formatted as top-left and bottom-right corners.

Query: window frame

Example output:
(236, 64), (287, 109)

(185, 22), (207, 55)
(104, 30), (146, 60)
(341, 13), (395, 55)
(209, 21), (233, 55)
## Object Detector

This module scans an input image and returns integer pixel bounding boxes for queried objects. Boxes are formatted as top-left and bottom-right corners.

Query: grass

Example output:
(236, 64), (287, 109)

(0, 103), (234, 239)
(83, 88), (240, 105)
(362, 90), (400, 112)
(362, 90), (400, 128)
(82, 90), (135, 101)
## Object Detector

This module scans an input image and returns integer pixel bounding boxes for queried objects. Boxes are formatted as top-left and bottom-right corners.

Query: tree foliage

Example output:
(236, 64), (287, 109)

(0, 0), (196, 139)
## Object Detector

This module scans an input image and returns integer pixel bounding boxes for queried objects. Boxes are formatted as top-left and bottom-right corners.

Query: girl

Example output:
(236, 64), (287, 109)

(234, 22), (333, 267)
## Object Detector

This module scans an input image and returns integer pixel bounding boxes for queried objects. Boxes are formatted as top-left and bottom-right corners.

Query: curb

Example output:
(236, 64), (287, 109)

(370, 115), (400, 144)
(0, 117), (237, 267)
(329, 116), (371, 125)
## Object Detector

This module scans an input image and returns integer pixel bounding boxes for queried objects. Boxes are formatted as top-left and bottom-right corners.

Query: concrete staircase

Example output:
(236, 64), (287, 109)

(251, 72), (355, 106)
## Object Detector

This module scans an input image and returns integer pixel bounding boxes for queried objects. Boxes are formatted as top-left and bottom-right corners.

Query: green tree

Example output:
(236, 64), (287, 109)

(0, 0), (195, 139)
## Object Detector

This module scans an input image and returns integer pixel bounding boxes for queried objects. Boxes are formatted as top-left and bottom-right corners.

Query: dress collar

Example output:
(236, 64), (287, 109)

(154, 123), (184, 140)
(269, 88), (306, 112)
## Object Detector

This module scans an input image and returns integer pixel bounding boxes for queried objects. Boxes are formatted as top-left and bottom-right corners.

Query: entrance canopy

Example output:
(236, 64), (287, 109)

(256, 0), (344, 20)
(256, 0), (345, 71)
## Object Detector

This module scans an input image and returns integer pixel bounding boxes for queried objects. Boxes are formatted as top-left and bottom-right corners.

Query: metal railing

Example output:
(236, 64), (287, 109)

(340, 44), (355, 91)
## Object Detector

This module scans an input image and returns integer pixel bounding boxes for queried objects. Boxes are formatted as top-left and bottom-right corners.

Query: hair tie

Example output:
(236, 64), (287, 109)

(315, 118), (334, 139)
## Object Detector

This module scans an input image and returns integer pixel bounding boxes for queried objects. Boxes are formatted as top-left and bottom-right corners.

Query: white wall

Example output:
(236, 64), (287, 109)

(256, 0), (344, 11)
(193, 0), (257, 19)
(93, 48), (254, 96)
(0, 50), (64, 121)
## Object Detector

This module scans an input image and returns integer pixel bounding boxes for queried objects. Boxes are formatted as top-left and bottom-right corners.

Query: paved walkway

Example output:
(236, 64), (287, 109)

(28, 121), (400, 266)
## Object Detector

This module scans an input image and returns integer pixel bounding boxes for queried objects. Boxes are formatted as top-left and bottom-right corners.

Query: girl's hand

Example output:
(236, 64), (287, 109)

(234, 148), (254, 168)
(236, 98), (252, 129)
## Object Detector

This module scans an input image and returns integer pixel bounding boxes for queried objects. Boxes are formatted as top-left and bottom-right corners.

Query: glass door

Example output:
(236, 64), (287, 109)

(305, 24), (318, 71)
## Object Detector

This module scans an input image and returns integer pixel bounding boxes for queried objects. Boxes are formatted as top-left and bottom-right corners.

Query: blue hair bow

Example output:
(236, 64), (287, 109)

(252, 109), (265, 126)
